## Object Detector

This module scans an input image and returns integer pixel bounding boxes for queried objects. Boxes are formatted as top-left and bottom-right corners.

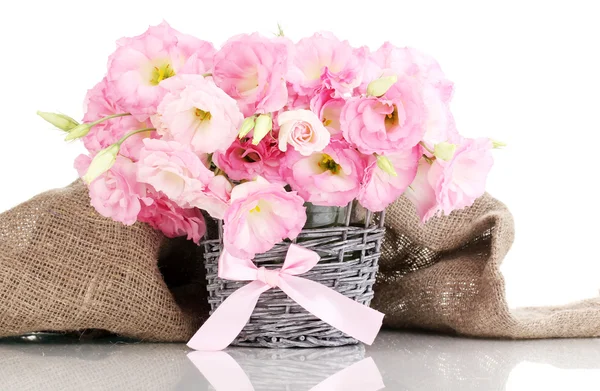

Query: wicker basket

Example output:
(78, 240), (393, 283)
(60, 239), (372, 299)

(201, 203), (385, 348)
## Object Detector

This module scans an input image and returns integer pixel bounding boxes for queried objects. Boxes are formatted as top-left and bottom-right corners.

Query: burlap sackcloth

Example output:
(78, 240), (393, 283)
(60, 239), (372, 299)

(0, 180), (208, 341)
(0, 180), (599, 341)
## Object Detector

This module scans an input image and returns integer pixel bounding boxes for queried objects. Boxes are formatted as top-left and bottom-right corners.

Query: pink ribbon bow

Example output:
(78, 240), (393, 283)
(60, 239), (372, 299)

(187, 351), (386, 391)
(187, 244), (384, 351)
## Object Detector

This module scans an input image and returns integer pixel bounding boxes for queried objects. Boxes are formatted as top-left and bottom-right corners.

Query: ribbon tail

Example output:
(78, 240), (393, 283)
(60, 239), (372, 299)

(279, 275), (384, 345)
(187, 351), (255, 391)
(187, 280), (270, 351)
(309, 357), (385, 391)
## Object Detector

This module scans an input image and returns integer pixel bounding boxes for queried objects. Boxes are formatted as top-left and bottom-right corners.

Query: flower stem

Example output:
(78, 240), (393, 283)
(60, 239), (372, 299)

(90, 112), (131, 127)
(423, 155), (434, 164)
(116, 127), (155, 146)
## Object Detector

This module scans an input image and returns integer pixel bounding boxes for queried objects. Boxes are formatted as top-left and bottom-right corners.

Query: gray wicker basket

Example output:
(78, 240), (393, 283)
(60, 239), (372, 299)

(201, 202), (385, 348)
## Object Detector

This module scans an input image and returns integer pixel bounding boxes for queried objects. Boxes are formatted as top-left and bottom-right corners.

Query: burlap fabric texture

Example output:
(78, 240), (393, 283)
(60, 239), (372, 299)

(0, 180), (599, 341)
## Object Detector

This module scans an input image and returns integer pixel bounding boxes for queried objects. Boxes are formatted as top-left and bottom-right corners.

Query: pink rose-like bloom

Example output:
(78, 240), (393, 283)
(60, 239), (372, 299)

(107, 21), (216, 121)
(82, 78), (153, 160)
(138, 193), (206, 243)
(137, 139), (214, 202)
(358, 147), (420, 212)
(287, 32), (366, 97)
(223, 178), (306, 259)
(277, 109), (330, 156)
(213, 33), (289, 117)
(86, 156), (149, 225)
(310, 89), (345, 135)
(282, 139), (366, 207)
(341, 77), (425, 155)
(157, 75), (243, 154)
(405, 138), (494, 222)
(214, 137), (284, 184)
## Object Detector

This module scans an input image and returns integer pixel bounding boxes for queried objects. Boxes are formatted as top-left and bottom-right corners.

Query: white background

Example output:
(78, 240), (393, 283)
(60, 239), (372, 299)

(2, 0), (599, 308)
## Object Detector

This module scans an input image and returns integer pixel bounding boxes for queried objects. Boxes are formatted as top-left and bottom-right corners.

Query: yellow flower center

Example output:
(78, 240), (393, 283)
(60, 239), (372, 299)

(385, 105), (399, 131)
(323, 118), (333, 127)
(318, 154), (341, 175)
(195, 108), (212, 122)
(249, 205), (261, 213)
(150, 63), (176, 86)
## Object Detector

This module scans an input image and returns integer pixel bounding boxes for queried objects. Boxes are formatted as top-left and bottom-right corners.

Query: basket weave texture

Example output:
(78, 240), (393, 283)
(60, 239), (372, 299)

(202, 205), (385, 348)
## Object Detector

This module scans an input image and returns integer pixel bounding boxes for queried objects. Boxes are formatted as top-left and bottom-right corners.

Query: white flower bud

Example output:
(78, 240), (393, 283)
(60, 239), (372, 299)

(433, 142), (457, 161)
(82, 144), (120, 184)
(367, 75), (398, 97)
(238, 116), (256, 138)
(376, 155), (398, 177)
(37, 111), (80, 132)
(251, 114), (273, 145)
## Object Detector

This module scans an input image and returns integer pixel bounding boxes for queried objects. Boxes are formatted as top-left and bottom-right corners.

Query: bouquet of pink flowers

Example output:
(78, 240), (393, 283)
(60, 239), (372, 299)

(38, 22), (499, 259)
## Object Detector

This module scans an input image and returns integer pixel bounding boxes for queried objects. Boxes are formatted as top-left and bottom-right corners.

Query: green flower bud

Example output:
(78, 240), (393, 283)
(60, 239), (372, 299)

(238, 116), (256, 139)
(367, 75), (398, 97)
(251, 114), (272, 145)
(63, 113), (131, 141)
(492, 139), (506, 149)
(434, 142), (457, 161)
(276, 23), (285, 37)
(37, 111), (80, 132)
(376, 155), (398, 177)
(64, 123), (93, 141)
(82, 144), (120, 184)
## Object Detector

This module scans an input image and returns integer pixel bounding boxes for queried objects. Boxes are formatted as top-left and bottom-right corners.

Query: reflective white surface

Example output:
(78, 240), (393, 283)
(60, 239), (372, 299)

(1, 331), (599, 390)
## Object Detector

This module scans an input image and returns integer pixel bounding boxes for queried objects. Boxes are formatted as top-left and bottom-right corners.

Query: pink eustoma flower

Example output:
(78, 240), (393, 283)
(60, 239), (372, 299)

(286, 87), (311, 110)
(138, 192), (206, 243)
(74, 154), (92, 178)
(403, 159), (439, 222)
(406, 138), (494, 222)
(213, 33), (289, 117)
(137, 139), (214, 202)
(369, 43), (454, 101)
(223, 178), (306, 259)
(86, 156), (149, 225)
(310, 88), (346, 135)
(187, 174), (233, 220)
(282, 139), (367, 207)
(364, 42), (458, 147)
(107, 21), (216, 121)
(358, 147), (420, 212)
(214, 137), (285, 185)
(341, 77), (426, 155)
(287, 32), (367, 97)
(156, 75), (243, 154)
(137, 139), (231, 219)
(82, 78), (153, 160)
